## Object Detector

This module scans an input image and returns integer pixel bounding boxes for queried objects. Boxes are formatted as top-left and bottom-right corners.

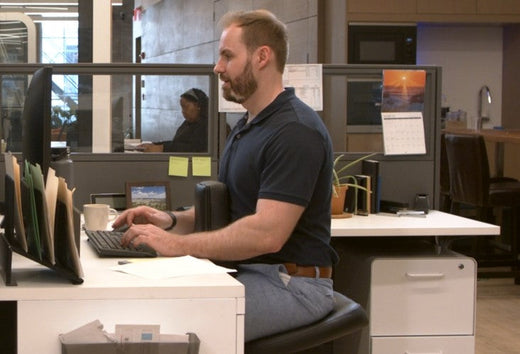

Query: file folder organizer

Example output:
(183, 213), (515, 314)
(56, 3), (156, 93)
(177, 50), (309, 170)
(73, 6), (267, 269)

(60, 332), (200, 354)
(0, 175), (83, 285)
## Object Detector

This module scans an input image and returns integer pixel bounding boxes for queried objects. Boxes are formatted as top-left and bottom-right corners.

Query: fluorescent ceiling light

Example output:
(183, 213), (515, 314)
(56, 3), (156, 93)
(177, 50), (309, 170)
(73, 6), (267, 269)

(0, 2), (76, 5)
(25, 12), (77, 17)
(23, 6), (69, 10)
(0, 1), (121, 5)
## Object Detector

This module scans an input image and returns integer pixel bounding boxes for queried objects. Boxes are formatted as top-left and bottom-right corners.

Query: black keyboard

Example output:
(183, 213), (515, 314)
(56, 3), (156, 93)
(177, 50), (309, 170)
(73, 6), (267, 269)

(86, 230), (157, 258)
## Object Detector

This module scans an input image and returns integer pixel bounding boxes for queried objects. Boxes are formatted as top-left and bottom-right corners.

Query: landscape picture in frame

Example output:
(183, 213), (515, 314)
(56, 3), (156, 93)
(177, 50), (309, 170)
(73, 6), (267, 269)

(125, 181), (171, 211)
(381, 69), (426, 112)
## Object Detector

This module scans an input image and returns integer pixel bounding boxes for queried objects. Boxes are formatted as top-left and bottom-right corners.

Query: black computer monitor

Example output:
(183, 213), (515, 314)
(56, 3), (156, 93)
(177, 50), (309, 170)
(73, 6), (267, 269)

(22, 66), (52, 178)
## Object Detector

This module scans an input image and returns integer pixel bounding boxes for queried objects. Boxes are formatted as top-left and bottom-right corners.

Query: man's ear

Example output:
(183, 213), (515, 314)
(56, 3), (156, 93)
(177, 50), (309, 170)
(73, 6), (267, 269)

(256, 45), (271, 69)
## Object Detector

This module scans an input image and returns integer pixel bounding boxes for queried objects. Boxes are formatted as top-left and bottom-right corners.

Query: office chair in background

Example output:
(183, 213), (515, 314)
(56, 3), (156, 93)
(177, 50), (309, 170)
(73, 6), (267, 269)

(193, 180), (369, 353)
(439, 134), (452, 212)
(444, 133), (520, 283)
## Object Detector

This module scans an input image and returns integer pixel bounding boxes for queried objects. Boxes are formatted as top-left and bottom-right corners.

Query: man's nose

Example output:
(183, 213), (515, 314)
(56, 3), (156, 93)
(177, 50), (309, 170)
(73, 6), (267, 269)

(213, 59), (223, 74)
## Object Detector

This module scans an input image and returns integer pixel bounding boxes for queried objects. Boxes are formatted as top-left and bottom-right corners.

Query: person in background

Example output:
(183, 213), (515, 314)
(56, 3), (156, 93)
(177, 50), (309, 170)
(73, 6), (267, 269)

(113, 9), (337, 341)
(141, 88), (208, 152)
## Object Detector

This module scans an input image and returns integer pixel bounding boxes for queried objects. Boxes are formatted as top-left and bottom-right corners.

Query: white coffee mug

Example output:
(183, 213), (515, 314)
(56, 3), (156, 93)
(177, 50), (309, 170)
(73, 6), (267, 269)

(83, 204), (118, 231)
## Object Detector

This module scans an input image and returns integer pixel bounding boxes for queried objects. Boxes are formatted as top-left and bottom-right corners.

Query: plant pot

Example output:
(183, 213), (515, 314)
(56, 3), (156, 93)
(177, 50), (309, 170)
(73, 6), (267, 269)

(331, 184), (348, 215)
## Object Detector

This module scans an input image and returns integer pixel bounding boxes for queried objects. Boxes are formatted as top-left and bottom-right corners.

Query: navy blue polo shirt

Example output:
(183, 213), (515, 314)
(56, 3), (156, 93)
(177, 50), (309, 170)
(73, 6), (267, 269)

(219, 88), (338, 267)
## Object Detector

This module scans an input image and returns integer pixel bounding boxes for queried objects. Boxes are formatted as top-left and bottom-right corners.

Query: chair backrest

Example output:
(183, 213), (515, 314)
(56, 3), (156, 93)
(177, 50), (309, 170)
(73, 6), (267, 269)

(194, 180), (230, 232)
(440, 134), (450, 194)
(444, 133), (490, 206)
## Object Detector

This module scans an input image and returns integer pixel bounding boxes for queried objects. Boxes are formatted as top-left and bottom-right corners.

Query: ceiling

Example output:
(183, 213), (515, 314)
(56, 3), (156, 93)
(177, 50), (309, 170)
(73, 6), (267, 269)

(0, 1), (123, 21)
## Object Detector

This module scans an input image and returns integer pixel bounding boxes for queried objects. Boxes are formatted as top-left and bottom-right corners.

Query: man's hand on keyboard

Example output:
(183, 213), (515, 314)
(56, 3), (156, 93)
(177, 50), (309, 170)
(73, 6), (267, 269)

(119, 223), (183, 257)
(113, 206), (172, 231)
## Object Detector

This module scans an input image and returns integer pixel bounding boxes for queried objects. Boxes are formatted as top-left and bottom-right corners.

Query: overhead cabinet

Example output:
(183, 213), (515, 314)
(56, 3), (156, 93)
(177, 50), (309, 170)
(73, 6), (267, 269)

(478, 0), (520, 14)
(417, 0), (476, 14)
(348, 0), (416, 14)
(348, 0), (520, 22)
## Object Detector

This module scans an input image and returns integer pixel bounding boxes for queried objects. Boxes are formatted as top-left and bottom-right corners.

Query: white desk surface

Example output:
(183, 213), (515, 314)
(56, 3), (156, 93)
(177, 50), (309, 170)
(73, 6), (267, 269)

(331, 210), (500, 237)
(0, 235), (245, 301)
(0, 235), (245, 354)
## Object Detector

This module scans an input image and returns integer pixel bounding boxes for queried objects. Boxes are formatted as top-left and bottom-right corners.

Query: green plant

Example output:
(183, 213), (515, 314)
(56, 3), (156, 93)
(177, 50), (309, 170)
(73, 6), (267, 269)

(332, 152), (377, 190)
(51, 105), (76, 129)
(331, 152), (377, 214)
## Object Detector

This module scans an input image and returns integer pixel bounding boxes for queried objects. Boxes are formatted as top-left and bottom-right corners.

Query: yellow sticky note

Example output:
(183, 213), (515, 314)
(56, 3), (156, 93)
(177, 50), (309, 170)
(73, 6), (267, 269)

(169, 156), (189, 177)
(192, 156), (212, 176)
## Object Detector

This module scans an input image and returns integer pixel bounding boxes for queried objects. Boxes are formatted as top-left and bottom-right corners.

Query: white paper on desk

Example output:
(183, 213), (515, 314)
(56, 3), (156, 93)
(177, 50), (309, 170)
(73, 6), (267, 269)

(111, 255), (236, 280)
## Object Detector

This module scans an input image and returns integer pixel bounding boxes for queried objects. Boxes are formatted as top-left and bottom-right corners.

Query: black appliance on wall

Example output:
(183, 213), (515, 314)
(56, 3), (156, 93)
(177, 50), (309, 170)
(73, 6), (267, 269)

(348, 23), (417, 64)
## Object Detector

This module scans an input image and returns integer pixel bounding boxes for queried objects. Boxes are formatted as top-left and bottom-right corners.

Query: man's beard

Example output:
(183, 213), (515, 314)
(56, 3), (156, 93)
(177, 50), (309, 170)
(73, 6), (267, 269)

(221, 61), (257, 104)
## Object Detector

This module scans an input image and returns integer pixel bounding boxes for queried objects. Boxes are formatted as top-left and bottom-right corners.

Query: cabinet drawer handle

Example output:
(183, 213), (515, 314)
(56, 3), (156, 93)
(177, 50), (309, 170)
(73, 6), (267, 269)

(405, 352), (443, 354)
(405, 272), (445, 280)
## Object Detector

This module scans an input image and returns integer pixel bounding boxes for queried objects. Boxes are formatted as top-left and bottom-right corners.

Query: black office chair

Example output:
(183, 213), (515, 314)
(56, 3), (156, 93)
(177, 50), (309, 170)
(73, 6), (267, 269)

(193, 181), (369, 353)
(193, 180), (230, 232)
(444, 133), (520, 282)
(439, 134), (452, 212)
(244, 291), (368, 354)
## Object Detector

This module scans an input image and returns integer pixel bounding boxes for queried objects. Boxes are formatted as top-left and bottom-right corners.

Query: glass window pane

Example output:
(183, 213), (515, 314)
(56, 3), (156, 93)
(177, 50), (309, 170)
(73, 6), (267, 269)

(0, 73), (26, 152)
(41, 21), (78, 64)
(56, 73), (213, 154)
(2, 69), (215, 155)
(139, 75), (211, 153)
(0, 19), (29, 151)
(0, 20), (28, 63)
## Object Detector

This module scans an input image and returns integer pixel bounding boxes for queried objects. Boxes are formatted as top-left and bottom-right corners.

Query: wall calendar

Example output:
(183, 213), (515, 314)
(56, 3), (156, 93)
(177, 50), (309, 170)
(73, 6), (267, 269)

(382, 112), (426, 155)
(381, 69), (427, 155)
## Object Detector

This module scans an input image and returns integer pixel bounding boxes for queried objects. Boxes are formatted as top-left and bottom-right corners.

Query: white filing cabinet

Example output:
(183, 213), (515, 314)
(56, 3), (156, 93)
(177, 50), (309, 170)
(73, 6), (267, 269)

(369, 257), (476, 354)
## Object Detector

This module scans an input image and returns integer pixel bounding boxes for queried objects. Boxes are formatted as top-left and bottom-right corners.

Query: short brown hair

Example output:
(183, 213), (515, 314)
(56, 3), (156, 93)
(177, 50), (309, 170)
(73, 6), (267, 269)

(219, 9), (288, 73)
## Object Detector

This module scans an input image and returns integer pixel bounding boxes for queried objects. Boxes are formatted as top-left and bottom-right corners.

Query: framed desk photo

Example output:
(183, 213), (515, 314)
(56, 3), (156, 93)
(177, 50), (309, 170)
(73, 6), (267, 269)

(90, 193), (127, 211)
(125, 181), (171, 211)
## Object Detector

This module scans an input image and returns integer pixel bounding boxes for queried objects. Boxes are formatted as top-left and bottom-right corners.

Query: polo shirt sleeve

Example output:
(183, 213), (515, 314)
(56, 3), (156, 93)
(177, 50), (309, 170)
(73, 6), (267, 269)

(258, 122), (328, 207)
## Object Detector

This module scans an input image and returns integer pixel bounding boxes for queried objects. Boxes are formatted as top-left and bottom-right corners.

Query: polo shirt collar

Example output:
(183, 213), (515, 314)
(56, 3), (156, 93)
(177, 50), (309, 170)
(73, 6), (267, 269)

(237, 87), (295, 130)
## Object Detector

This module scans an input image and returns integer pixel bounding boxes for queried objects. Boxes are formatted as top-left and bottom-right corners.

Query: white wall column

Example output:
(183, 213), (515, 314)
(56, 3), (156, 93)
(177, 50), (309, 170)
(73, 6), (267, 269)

(92, 0), (112, 152)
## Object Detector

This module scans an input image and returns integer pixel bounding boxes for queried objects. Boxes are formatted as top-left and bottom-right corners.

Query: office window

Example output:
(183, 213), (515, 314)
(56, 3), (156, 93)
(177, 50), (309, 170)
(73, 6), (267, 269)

(59, 73), (213, 154)
(0, 18), (30, 152)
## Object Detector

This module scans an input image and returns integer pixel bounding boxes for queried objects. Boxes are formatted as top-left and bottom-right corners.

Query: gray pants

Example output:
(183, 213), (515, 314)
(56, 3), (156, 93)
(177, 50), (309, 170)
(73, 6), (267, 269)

(236, 263), (335, 342)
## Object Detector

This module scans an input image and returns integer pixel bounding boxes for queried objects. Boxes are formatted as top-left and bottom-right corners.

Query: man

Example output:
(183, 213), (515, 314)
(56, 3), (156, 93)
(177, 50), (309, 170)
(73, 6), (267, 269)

(114, 9), (338, 341)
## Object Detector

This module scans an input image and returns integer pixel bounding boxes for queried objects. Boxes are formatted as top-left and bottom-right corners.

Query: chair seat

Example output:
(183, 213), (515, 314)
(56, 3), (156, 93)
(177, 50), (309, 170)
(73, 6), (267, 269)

(244, 291), (368, 354)
(489, 181), (520, 206)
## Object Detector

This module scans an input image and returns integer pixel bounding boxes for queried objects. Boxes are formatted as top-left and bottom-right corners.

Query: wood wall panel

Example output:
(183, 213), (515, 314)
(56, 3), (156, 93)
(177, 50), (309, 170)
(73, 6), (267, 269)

(417, 0), (476, 14)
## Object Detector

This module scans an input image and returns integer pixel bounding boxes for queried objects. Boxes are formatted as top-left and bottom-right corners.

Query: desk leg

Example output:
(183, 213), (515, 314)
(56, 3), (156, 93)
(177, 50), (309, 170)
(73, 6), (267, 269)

(0, 301), (16, 354)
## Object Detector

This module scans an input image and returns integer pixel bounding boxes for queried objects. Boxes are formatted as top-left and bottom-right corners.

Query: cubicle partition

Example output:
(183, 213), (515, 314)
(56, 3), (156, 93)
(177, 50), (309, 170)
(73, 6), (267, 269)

(322, 65), (442, 209)
(0, 63), (224, 209)
(0, 63), (441, 210)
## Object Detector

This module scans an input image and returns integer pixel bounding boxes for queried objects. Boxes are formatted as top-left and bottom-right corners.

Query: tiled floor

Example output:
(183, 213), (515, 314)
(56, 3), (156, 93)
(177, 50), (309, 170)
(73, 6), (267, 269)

(476, 277), (520, 354)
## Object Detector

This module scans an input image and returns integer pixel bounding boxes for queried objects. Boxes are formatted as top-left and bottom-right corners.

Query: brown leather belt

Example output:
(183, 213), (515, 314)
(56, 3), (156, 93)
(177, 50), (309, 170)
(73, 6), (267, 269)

(283, 263), (332, 279)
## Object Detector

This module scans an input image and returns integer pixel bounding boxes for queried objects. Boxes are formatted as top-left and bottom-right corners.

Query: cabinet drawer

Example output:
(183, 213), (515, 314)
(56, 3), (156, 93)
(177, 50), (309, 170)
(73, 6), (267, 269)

(370, 257), (475, 336)
(372, 335), (475, 354)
